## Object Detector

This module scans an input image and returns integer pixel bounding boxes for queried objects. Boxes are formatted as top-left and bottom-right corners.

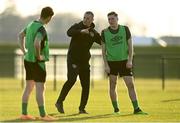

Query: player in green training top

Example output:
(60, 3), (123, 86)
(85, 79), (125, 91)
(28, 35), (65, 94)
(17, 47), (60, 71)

(18, 6), (56, 121)
(101, 11), (147, 115)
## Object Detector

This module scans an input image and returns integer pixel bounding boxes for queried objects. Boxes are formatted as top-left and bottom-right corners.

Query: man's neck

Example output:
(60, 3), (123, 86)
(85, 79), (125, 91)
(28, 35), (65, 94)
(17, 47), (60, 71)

(38, 18), (45, 25)
(110, 24), (118, 30)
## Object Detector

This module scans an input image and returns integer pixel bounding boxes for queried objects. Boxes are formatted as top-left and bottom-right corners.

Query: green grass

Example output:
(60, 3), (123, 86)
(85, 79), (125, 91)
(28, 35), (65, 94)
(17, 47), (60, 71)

(0, 78), (180, 122)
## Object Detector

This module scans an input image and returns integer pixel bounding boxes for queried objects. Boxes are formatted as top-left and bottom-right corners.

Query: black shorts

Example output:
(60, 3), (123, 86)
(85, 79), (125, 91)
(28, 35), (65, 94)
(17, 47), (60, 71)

(24, 60), (46, 82)
(108, 60), (133, 77)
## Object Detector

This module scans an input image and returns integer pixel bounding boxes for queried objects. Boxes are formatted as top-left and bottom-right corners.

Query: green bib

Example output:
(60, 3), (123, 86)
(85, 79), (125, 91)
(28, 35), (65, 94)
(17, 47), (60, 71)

(104, 25), (128, 61)
(24, 21), (49, 63)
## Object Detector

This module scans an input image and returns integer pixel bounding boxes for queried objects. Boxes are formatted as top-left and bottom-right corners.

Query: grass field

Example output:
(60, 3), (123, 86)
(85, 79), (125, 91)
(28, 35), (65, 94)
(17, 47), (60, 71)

(0, 78), (180, 122)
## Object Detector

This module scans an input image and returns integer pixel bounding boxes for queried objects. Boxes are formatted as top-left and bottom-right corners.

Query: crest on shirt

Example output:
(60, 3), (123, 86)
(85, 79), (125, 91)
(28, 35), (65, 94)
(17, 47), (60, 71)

(72, 64), (77, 69)
(89, 31), (94, 37)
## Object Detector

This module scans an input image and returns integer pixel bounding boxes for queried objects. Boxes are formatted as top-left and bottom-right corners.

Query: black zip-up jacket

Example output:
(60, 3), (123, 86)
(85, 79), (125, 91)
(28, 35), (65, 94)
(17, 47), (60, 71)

(67, 21), (101, 64)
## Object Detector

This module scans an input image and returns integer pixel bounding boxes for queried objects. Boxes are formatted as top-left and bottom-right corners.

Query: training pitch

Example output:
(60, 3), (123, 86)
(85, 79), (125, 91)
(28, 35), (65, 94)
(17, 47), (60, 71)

(0, 78), (180, 122)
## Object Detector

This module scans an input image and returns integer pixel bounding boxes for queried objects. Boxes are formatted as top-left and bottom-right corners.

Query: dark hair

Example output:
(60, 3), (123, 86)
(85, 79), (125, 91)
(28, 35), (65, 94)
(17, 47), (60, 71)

(85, 11), (94, 17)
(40, 6), (54, 19)
(107, 11), (118, 17)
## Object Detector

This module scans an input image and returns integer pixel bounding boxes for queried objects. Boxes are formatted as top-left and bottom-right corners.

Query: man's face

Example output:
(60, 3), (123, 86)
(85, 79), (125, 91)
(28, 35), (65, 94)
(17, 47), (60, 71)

(83, 14), (94, 27)
(108, 15), (118, 27)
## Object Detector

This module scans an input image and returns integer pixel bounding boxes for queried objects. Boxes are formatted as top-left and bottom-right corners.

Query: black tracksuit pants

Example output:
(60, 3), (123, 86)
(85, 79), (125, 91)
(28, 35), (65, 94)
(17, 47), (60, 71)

(56, 58), (90, 110)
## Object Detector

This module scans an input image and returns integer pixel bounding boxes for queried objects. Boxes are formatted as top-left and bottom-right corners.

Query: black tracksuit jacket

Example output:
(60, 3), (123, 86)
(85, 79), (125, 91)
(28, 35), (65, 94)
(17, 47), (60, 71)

(67, 21), (101, 64)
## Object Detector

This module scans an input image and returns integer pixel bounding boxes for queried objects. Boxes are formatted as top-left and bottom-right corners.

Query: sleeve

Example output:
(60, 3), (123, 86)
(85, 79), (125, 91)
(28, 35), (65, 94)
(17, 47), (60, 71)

(67, 23), (81, 37)
(101, 30), (105, 43)
(36, 26), (47, 49)
(37, 26), (47, 40)
(93, 30), (101, 45)
(36, 32), (43, 41)
(124, 26), (131, 40)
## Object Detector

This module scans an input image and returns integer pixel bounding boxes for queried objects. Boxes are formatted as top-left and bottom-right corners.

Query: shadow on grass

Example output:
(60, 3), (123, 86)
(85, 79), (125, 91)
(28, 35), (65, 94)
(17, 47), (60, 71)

(49, 112), (80, 117)
(161, 98), (180, 102)
(54, 113), (133, 122)
(1, 113), (134, 122)
(1, 119), (35, 122)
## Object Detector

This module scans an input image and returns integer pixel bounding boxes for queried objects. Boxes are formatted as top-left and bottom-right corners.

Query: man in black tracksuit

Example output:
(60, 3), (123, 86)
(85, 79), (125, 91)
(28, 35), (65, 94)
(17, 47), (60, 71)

(55, 11), (101, 114)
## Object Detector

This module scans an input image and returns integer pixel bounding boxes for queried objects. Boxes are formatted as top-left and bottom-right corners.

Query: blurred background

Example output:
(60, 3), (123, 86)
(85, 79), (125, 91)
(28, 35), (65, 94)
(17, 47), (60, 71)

(0, 0), (180, 89)
(1, 0), (180, 43)
(1, 1), (180, 121)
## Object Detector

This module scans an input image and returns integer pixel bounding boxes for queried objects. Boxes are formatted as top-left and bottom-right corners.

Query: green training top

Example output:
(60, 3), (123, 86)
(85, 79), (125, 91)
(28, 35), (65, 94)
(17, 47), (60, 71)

(24, 21), (49, 63)
(103, 25), (128, 61)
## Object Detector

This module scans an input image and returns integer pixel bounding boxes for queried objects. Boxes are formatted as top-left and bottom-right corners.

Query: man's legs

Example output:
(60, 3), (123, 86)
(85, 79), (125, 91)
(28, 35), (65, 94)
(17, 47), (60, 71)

(21, 80), (35, 120)
(78, 66), (90, 113)
(123, 76), (137, 102)
(35, 82), (57, 121)
(35, 82), (46, 117)
(56, 77), (77, 104)
(56, 61), (78, 113)
(123, 76), (147, 114)
(21, 60), (37, 120)
(109, 75), (119, 113)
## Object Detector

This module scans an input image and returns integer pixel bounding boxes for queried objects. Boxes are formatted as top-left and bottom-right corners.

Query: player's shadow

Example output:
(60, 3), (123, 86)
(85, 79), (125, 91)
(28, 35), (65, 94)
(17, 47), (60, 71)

(54, 113), (133, 122)
(1, 119), (35, 122)
(48, 112), (80, 117)
(161, 98), (180, 102)
(1, 113), (133, 122)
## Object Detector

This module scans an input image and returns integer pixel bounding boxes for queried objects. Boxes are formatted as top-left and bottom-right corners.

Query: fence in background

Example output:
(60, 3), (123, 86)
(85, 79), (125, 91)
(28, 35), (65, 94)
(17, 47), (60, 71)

(14, 49), (104, 90)
(0, 49), (179, 90)
(161, 56), (180, 90)
(133, 54), (180, 90)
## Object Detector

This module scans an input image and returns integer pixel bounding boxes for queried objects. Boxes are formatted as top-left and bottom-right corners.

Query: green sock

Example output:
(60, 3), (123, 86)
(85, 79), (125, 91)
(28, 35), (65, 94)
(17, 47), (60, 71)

(112, 101), (119, 109)
(132, 100), (139, 110)
(22, 103), (28, 115)
(38, 106), (46, 117)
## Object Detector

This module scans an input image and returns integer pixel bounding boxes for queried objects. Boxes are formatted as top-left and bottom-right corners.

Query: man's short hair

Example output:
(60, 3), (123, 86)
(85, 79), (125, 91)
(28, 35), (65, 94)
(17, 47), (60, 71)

(107, 11), (118, 17)
(85, 11), (94, 17)
(40, 6), (54, 19)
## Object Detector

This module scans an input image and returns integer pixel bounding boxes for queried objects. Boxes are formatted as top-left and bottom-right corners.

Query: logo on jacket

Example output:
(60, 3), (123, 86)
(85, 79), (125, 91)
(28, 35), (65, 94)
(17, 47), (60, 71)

(89, 31), (94, 37)
(72, 64), (77, 69)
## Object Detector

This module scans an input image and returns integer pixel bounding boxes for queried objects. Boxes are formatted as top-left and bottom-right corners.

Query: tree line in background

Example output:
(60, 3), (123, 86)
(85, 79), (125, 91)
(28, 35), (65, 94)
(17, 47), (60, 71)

(0, 5), (149, 44)
(0, 7), (77, 44)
